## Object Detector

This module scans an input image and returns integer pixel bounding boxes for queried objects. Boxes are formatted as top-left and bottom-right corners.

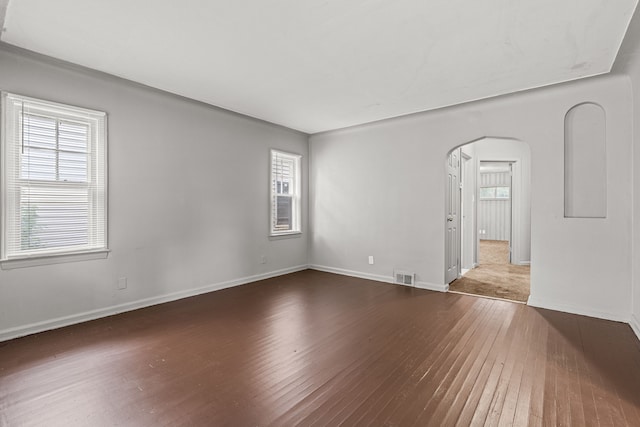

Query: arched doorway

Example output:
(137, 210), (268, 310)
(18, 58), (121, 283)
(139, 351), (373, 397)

(445, 137), (531, 302)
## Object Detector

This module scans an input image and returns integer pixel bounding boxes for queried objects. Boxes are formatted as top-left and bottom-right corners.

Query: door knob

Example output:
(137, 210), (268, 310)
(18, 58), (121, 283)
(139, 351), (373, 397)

(447, 216), (454, 222)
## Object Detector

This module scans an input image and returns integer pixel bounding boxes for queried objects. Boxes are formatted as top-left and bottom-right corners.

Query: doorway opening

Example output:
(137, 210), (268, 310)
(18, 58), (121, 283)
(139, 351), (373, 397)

(445, 138), (531, 303)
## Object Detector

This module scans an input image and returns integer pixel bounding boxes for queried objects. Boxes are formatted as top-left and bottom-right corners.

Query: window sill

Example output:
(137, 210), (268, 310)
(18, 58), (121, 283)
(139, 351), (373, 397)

(1, 249), (110, 270)
(269, 231), (302, 240)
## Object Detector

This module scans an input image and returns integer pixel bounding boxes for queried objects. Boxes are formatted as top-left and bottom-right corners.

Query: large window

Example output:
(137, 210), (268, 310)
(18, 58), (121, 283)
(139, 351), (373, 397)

(1, 93), (107, 265)
(270, 149), (301, 236)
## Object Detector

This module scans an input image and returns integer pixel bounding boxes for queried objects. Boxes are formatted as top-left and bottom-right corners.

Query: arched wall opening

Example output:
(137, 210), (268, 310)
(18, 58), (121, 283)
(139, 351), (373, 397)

(445, 137), (532, 302)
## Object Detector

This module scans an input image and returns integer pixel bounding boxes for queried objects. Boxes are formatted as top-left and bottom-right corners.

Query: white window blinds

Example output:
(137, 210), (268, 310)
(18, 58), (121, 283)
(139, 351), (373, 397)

(1, 93), (107, 260)
(270, 150), (301, 235)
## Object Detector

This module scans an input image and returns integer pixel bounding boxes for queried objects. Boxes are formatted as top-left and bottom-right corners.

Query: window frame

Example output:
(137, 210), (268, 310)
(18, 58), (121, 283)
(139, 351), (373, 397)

(1, 92), (109, 268)
(269, 149), (301, 237)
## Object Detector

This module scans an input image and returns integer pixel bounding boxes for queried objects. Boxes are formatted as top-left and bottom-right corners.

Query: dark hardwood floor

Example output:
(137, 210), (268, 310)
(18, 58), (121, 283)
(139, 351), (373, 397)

(1, 270), (639, 426)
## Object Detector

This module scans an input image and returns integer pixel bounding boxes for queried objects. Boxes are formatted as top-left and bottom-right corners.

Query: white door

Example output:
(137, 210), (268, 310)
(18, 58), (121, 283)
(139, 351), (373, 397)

(445, 149), (461, 283)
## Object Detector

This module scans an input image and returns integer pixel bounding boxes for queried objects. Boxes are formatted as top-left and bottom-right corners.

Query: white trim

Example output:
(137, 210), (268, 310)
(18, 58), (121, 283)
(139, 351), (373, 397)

(416, 281), (449, 292)
(449, 289), (525, 304)
(630, 313), (640, 342)
(519, 261), (531, 266)
(0, 264), (308, 342)
(527, 295), (629, 323)
(1, 249), (110, 269)
(268, 231), (302, 240)
(309, 264), (394, 284)
(308, 264), (449, 292)
(270, 149), (302, 235)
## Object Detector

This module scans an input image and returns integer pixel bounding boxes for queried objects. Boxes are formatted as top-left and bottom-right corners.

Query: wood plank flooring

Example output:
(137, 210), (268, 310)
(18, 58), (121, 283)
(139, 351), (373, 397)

(1, 270), (639, 426)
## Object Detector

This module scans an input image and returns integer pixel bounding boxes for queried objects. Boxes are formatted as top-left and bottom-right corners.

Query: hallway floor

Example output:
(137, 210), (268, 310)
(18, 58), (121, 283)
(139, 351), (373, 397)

(449, 240), (530, 302)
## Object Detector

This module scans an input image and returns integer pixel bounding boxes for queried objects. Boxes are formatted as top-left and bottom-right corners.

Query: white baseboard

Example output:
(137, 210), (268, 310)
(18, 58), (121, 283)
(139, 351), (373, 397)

(526, 295), (629, 323)
(631, 313), (640, 342)
(309, 264), (394, 284)
(519, 261), (531, 266)
(416, 281), (449, 292)
(0, 265), (308, 342)
(308, 264), (448, 292)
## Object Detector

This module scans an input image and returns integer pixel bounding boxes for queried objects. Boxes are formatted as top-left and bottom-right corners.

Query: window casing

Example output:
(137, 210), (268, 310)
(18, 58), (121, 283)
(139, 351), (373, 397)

(270, 150), (301, 236)
(1, 92), (107, 264)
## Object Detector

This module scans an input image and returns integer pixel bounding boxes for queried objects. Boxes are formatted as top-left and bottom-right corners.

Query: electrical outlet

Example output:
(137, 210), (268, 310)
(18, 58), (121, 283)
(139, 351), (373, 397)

(260, 255), (267, 264)
(368, 255), (374, 265)
(117, 277), (127, 290)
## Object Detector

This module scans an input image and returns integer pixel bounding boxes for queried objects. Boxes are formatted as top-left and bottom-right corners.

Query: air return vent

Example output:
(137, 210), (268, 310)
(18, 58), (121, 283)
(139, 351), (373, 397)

(394, 270), (415, 286)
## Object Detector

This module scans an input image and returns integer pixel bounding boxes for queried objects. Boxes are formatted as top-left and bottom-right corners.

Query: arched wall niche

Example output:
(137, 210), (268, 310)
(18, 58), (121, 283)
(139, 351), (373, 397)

(564, 102), (607, 218)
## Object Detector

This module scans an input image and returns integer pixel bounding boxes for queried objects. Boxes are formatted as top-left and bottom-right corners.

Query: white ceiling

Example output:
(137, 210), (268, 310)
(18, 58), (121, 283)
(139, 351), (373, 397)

(1, 0), (637, 133)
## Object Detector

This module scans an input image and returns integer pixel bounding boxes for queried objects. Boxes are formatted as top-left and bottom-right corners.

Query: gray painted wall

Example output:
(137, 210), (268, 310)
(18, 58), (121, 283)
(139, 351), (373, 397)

(0, 46), (309, 339)
(632, 75), (640, 338)
(564, 103), (607, 218)
(615, 7), (640, 338)
(310, 73), (632, 322)
(1, 39), (638, 340)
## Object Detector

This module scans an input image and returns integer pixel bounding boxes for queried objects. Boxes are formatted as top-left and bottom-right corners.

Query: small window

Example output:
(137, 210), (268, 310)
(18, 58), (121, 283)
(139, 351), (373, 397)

(479, 187), (496, 199)
(1, 93), (108, 264)
(270, 150), (301, 235)
(495, 186), (510, 199)
(480, 186), (510, 200)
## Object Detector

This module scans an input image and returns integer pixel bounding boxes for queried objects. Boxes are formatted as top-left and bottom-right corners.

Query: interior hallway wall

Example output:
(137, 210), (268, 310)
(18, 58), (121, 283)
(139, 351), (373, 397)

(460, 144), (477, 270)
(310, 74), (632, 322)
(0, 45), (309, 340)
(474, 139), (531, 265)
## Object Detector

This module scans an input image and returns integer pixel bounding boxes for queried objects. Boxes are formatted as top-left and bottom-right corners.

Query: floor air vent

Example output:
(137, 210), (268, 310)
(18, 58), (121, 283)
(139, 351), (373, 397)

(394, 270), (415, 286)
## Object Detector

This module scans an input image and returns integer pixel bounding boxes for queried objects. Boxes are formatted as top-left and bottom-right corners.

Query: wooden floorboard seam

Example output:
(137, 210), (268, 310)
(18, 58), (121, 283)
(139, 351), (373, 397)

(1, 270), (639, 426)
